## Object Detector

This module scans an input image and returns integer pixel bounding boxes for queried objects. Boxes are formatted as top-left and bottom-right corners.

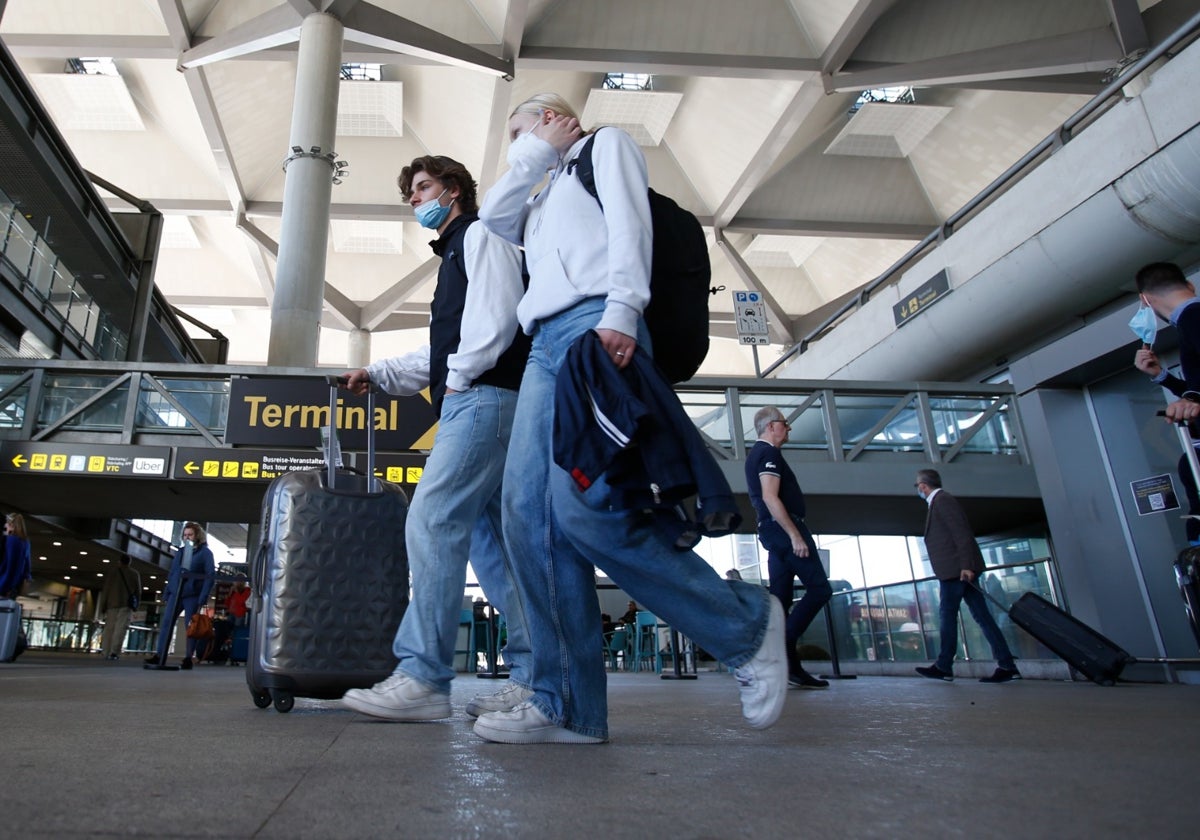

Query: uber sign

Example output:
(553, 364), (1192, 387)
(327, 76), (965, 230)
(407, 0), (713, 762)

(0, 441), (169, 477)
(224, 378), (439, 451)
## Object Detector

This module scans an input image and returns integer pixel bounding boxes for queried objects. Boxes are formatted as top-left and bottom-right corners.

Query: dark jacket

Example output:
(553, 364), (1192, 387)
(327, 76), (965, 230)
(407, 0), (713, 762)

(553, 330), (740, 544)
(165, 542), (215, 606)
(0, 535), (31, 598)
(428, 214), (530, 413)
(923, 490), (985, 581)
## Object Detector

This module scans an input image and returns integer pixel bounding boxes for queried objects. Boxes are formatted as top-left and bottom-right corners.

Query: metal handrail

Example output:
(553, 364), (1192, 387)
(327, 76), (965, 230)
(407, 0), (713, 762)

(762, 8), (1200, 378)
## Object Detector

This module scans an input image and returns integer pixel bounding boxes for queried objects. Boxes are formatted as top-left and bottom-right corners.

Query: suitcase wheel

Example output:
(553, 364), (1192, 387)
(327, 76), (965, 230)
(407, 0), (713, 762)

(250, 688), (272, 709)
(272, 690), (295, 713)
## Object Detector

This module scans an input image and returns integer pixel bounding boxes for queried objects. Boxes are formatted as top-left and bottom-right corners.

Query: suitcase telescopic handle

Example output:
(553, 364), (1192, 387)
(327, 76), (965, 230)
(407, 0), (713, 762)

(1156, 410), (1200, 491)
(326, 375), (377, 492)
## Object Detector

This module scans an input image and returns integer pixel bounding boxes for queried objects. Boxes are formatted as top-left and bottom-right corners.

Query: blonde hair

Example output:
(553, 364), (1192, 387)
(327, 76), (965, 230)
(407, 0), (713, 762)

(510, 92), (584, 128)
(5, 513), (27, 540)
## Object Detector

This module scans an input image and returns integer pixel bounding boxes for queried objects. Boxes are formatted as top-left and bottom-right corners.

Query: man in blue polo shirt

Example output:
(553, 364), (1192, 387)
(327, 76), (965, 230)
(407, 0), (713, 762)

(1134, 262), (1200, 543)
(745, 406), (832, 688)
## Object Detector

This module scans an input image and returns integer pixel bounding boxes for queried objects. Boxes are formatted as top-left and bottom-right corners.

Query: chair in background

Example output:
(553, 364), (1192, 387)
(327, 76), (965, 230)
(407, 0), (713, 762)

(629, 611), (663, 673)
(456, 609), (476, 672)
(603, 628), (628, 670)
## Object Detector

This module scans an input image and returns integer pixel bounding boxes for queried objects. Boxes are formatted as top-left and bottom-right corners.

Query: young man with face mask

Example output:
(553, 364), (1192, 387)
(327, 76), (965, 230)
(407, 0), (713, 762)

(1133, 261), (1200, 543)
(340, 155), (533, 721)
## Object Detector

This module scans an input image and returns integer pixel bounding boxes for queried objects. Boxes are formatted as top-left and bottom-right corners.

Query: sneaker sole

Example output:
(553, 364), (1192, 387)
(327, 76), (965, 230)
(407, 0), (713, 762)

(743, 597), (788, 730)
(472, 718), (605, 745)
(341, 693), (451, 721)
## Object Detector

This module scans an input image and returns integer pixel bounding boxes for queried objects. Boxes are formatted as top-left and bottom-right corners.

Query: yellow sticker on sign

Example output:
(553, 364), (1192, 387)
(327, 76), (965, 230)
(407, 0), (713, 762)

(49, 454), (67, 471)
(88, 456), (105, 472)
(406, 467), (423, 484)
(222, 461), (239, 478)
(203, 461), (219, 477)
(386, 466), (403, 482)
(242, 462), (259, 479)
(31, 453), (47, 470)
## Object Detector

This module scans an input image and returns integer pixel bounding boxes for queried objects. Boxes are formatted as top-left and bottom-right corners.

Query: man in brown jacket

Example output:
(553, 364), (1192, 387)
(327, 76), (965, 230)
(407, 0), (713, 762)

(913, 469), (1021, 683)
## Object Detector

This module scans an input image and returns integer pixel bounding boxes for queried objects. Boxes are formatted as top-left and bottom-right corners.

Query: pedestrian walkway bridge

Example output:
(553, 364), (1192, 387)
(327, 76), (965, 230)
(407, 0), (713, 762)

(0, 358), (1040, 536)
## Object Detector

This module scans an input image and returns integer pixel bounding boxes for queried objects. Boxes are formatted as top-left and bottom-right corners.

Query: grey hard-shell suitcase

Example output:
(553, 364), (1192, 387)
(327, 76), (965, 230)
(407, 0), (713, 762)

(0, 599), (21, 662)
(247, 378), (409, 712)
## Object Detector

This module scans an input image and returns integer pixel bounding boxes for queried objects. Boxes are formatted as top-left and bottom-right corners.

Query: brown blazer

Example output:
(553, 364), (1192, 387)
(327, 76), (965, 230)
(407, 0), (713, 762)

(923, 490), (985, 581)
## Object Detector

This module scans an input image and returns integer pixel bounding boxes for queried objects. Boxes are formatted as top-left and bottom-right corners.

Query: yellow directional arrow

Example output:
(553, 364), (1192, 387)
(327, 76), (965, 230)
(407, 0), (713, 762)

(11, 454), (26, 468)
(184, 461), (198, 475)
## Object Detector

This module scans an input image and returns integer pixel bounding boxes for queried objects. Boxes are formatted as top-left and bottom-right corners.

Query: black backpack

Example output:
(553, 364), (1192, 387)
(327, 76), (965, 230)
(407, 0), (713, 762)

(567, 129), (716, 383)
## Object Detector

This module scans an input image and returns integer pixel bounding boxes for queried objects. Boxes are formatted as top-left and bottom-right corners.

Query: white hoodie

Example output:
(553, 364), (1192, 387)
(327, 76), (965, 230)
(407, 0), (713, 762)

(478, 125), (653, 339)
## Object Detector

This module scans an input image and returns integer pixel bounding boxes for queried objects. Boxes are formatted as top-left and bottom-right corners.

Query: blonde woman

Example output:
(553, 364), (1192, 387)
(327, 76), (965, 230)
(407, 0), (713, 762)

(473, 93), (786, 745)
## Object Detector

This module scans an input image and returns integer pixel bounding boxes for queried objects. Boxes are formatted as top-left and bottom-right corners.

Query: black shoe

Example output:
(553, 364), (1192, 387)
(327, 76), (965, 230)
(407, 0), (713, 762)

(144, 655), (160, 665)
(107, 654), (119, 661)
(915, 665), (954, 682)
(788, 668), (829, 689)
(979, 667), (1021, 683)
(180, 657), (193, 670)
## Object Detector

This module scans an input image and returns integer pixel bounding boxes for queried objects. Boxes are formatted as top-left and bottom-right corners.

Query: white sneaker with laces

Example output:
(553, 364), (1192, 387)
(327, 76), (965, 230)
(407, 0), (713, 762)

(734, 596), (788, 729)
(465, 681), (533, 718)
(473, 702), (606, 744)
(341, 671), (451, 721)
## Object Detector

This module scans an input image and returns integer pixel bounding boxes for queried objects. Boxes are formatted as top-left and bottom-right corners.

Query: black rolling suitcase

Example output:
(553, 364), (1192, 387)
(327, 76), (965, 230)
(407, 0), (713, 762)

(247, 377), (409, 713)
(1001, 591), (1133, 686)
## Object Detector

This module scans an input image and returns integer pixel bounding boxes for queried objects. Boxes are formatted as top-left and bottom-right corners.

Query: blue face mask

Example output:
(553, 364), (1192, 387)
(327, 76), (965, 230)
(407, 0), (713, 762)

(1129, 304), (1158, 346)
(414, 188), (452, 230)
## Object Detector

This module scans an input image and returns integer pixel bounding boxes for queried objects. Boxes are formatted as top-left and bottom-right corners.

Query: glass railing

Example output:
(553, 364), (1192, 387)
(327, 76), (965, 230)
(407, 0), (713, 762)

(0, 362), (1028, 467)
(796, 559), (1060, 665)
(0, 186), (129, 360)
(20, 616), (157, 655)
(678, 380), (1023, 464)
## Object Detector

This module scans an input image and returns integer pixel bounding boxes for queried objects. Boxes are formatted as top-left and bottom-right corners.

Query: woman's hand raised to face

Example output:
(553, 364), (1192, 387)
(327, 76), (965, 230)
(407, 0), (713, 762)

(534, 114), (583, 156)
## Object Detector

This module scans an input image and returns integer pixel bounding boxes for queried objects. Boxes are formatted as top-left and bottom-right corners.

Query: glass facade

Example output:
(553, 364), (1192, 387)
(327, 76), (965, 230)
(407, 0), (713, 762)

(753, 530), (1061, 664)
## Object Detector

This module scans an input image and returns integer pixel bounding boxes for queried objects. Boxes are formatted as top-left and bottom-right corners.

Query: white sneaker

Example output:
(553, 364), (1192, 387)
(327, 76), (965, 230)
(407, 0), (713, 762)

(341, 672), (451, 721)
(465, 681), (533, 718)
(473, 702), (606, 745)
(734, 597), (787, 729)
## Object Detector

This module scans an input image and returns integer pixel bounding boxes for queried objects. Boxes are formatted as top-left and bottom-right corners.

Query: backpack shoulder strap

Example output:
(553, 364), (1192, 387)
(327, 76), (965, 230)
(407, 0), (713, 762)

(566, 130), (602, 207)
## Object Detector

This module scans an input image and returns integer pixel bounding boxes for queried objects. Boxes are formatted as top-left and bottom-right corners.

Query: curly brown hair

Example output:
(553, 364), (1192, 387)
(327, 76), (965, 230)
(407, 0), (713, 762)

(397, 155), (478, 215)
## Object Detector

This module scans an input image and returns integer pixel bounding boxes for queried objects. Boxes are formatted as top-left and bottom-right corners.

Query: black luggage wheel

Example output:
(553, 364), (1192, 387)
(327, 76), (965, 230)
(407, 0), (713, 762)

(250, 688), (272, 709)
(272, 690), (295, 713)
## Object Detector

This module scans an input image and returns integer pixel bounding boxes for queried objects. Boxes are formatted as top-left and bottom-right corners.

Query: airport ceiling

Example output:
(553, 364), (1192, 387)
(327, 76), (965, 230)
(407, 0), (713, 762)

(2, 0), (1189, 374)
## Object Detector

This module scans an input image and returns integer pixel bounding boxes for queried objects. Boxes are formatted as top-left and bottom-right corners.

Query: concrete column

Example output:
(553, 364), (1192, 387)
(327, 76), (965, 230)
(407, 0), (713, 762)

(348, 328), (371, 368)
(267, 12), (344, 367)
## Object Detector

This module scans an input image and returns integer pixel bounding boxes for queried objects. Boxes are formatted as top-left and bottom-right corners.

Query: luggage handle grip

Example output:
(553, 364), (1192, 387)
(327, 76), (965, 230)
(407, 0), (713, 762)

(326, 375), (377, 492)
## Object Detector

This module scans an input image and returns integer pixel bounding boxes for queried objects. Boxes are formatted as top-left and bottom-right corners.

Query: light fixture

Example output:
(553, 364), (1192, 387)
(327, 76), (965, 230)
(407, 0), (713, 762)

(102, 558), (110, 563)
(310, 146), (321, 154)
(64, 575), (71, 580)
(53, 541), (62, 546)
(291, 145), (302, 154)
(79, 550), (88, 555)
(38, 555), (46, 561)
(70, 565), (78, 570)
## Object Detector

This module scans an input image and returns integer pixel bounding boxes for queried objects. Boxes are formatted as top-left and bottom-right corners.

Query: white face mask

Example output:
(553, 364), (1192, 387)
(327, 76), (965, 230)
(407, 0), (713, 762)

(506, 111), (546, 166)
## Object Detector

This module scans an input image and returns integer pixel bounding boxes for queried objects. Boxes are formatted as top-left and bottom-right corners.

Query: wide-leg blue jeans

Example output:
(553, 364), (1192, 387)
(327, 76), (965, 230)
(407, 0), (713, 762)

(502, 297), (771, 741)
(391, 384), (530, 693)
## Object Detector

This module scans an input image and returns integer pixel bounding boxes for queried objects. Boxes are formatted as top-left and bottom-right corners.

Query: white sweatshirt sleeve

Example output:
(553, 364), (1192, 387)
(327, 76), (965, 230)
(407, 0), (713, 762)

(478, 133), (560, 244)
(365, 346), (431, 396)
(444, 223), (525, 392)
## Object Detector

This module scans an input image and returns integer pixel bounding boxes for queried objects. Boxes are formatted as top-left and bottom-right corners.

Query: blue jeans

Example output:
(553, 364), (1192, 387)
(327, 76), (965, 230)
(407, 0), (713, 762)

(759, 517), (832, 657)
(503, 297), (771, 740)
(935, 579), (1016, 673)
(391, 384), (530, 693)
(154, 596), (202, 660)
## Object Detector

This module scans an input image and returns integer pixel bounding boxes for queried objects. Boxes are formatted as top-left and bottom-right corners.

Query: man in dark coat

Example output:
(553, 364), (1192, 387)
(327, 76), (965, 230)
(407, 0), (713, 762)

(914, 469), (1020, 683)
